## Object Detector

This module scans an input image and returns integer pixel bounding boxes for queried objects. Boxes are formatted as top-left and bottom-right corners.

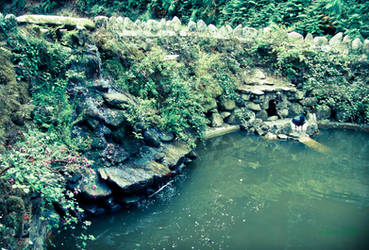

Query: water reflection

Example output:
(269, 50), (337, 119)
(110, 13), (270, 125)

(52, 129), (369, 249)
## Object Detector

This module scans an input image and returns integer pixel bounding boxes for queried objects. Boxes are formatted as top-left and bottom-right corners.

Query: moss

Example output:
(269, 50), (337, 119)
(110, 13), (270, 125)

(0, 179), (31, 249)
(0, 48), (16, 85)
(0, 47), (29, 150)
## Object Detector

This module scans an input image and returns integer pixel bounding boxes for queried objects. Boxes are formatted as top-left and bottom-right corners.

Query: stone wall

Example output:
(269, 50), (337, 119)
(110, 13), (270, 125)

(11, 14), (369, 59)
(95, 15), (369, 58)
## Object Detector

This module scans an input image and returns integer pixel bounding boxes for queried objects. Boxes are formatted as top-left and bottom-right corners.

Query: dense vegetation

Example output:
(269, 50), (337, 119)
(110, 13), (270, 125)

(1, 0), (369, 38)
(0, 14), (94, 249)
(0, 1), (368, 249)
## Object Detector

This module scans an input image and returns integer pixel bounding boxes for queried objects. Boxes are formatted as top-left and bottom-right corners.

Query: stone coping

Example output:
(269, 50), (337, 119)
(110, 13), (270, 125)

(318, 121), (369, 132)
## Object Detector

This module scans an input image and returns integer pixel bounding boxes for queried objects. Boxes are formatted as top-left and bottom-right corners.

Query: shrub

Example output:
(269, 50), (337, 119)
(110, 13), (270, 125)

(0, 129), (95, 248)
(248, 26), (369, 123)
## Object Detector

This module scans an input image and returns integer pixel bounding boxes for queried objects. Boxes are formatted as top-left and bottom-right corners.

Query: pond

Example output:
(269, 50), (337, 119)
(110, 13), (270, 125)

(52, 129), (369, 249)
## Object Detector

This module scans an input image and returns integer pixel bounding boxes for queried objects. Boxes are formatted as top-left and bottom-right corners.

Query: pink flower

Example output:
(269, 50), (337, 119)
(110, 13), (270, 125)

(44, 160), (52, 165)
(92, 185), (96, 190)
(73, 189), (78, 195)
(83, 157), (88, 162)
(75, 165), (80, 169)
(20, 148), (26, 153)
(9, 178), (14, 184)
(93, 193), (96, 198)
(60, 149), (65, 153)
(89, 169), (95, 174)
(71, 157), (76, 162)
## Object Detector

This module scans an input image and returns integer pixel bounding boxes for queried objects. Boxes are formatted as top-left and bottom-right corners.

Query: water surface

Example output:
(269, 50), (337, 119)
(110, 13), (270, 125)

(54, 129), (369, 249)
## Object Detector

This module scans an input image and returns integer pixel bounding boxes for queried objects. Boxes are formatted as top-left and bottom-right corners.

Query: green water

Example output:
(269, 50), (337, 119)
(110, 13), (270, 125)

(55, 129), (369, 249)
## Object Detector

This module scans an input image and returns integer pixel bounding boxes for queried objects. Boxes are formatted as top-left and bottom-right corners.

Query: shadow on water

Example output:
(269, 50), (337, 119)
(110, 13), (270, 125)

(51, 129), (369, 250)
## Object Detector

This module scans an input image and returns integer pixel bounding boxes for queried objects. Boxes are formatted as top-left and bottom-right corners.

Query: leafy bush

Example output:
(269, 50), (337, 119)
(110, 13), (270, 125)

(114, 47), (208, 139)
(73, 0), (369, 38)
(7, 32), (91, 150)
(0, 12), (17, 40)
(248, 26), (369, 123)
(0, 129), (95, 248)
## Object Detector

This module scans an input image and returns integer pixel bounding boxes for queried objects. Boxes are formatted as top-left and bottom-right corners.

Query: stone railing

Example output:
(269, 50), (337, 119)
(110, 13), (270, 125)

(3, 13), (366, 58)
(95, 15), (369, 57)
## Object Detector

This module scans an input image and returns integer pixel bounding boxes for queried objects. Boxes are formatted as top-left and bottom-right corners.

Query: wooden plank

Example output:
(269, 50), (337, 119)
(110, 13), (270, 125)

(298, 136), (330, 153)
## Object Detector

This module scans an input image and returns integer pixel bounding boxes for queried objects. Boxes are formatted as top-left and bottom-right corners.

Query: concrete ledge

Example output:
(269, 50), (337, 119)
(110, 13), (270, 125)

(16, 15), (95, 30)
(318, 121), (369, 132)
(203, 125), (240, 140)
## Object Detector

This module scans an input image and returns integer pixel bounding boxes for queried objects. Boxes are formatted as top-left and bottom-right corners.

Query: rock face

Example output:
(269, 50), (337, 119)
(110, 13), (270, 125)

(98, 161), (171, 194)
(103, 92), (134, 109)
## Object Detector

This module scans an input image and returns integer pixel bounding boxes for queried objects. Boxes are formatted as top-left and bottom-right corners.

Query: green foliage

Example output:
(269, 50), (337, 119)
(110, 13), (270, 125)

(2, 1), (369, 38)
(0, 12), (17, 40)
(73, 0), (369, 38)
(249, 26), (369, 123)
(0, 129), (94, 248)
(75, 0), (150, 18)
(113, 47), (208, 139)
(8, 32), (90, 150)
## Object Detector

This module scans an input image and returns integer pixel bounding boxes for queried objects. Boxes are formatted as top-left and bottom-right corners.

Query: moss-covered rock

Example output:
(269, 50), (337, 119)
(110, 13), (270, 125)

(0, 47), (29, 150)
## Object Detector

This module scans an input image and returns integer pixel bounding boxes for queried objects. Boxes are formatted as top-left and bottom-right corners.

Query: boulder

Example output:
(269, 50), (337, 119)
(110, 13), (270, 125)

(161, 142), (192, 169)
(204, 98), (218, 112)
(218, 26), (229, 38)
(242, 27), (257, 39)
(329, 32), (343, 46)
(314, 36), (328, 47)
(278, 108), (289, 118)
(103, 92), (133, 109)
(264, 132), (278, 140)
(352, 38), (363, 52)
(159, 132), (175, 143)
(305, 33), (313, 44)
(233, 24), (243, 37)
(246, 102), (261, 112)
(220, 112), (231, 119)
(226, 112), (240, 125)
(277, 134), (288, 140)
(102, 109), (126, 127)
(101, 143), (130, 165)
(267, 116), (279, 121)
(98, 160), (171, 194)
(289, 103), (304, 117)
(211, 112), (224, 127)
(288, 32), (304, 43)
(171, 16), (182, 32)
(188, 20), (197, 32)
(241, 94), (250, 101)
(196, 20), (207, 32)
(255, 110), (268, 120)
(208, 24), (217, 34)
(16, 15), (95, 30)
(143, 128), (161, 148)
(220, 99), (236, 111)
(80, 178), (112, 201)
